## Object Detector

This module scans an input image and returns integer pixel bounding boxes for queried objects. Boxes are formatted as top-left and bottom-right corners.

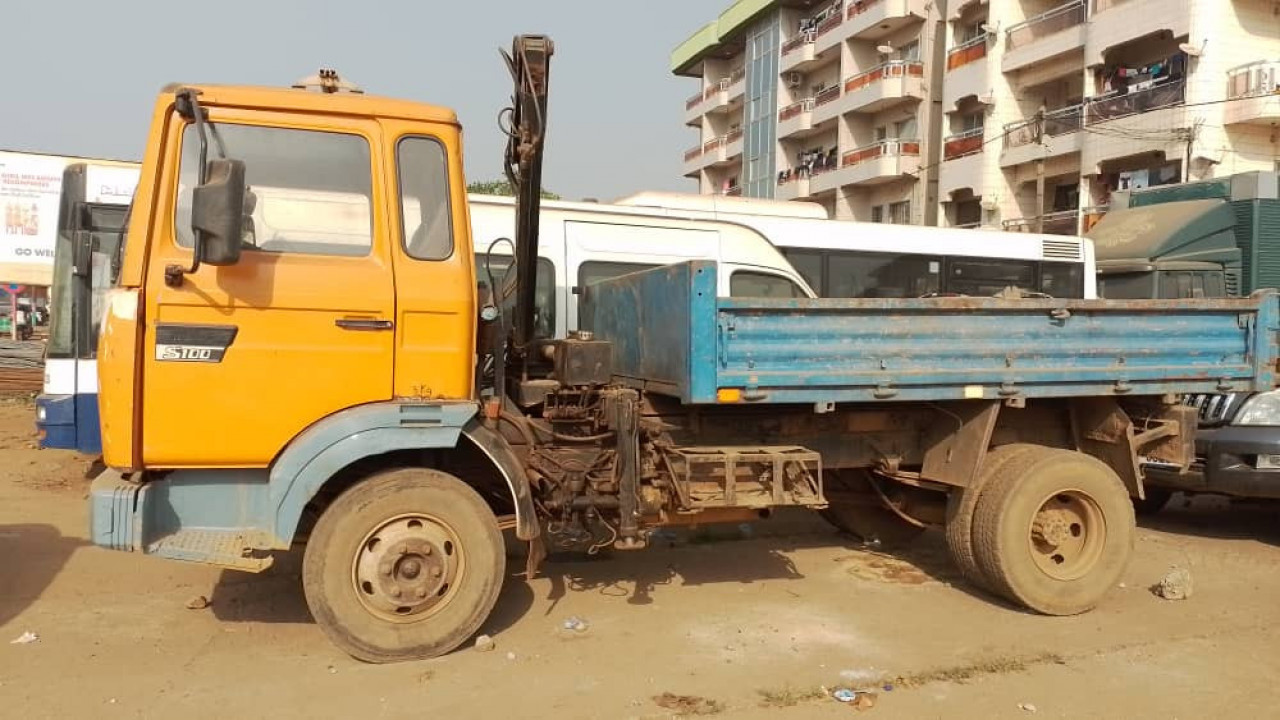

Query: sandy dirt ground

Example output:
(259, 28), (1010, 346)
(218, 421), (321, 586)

(3, 396), (1280, 719)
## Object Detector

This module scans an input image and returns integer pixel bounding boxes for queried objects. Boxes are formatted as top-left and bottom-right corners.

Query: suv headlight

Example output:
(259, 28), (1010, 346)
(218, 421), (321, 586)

(1233, 390), (1280, 426)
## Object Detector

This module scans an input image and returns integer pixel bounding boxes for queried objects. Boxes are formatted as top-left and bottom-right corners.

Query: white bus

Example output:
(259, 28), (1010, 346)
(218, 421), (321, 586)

(468, 195), (816, 339)
(614, 193), (1098, 300)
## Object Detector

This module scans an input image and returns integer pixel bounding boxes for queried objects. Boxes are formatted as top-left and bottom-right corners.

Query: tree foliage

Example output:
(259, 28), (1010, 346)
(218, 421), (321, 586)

(466, 179), (560, 200)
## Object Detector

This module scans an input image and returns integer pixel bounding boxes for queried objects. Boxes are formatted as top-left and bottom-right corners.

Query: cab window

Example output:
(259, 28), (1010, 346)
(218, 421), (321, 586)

(175, 123), (373, 256)
(398, 137), (453, 260)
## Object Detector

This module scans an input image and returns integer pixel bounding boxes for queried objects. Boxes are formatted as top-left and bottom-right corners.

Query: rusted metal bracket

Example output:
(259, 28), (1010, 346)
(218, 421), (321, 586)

(920, 401), (1001, 488)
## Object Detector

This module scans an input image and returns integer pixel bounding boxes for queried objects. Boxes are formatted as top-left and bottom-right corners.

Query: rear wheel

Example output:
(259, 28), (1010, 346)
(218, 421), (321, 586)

(820, 469), (926, 548)
(302, 468), (505, 663)
(944, 444), (1039, 591)
(971, 448), (1134, 615)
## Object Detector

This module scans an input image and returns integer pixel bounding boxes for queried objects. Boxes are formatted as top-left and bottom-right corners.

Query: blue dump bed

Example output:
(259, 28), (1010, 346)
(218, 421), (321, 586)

(579, 261), (1280, 405)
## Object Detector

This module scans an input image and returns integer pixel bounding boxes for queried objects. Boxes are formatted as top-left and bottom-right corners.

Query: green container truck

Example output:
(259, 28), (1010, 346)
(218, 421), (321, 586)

(1087, 172), (1280, 511)
(1090, 171), (1280, 300)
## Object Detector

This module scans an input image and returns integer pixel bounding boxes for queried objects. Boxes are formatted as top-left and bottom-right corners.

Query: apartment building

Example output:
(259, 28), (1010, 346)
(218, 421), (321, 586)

(674, 0), (1280, 233)
(674, 0), (948, 225)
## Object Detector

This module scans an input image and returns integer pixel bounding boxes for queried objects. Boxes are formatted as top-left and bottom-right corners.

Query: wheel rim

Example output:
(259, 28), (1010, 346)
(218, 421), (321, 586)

(352, 514), (466, 622)
(1026, 489), (1106, 581)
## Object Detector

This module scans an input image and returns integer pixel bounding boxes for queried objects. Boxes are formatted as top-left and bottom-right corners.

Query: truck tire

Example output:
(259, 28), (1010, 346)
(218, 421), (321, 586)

(972, 448), (1134, 615)
(944, 444), (1040, 591)
(1132, 487), (1173, 516)
(819, 469), (926, 548)
(302, 468), (506, 663)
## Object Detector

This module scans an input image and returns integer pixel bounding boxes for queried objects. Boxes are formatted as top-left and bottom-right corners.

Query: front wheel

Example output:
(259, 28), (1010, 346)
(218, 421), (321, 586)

(302, 468), (505, 663)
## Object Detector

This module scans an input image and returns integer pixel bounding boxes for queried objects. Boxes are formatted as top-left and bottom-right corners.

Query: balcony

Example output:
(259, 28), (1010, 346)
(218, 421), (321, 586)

(943, 34), (990, 108)
(947, 33), (989, 71)
(944, 127), (985, 160)
(684, 90), (706, 125)
(1087, 0), (1189, 64)
(814, 3), (847, 54)
(1000, 103), (1084, 167)
(811, 85), (845, 125)
(837, 60), (925, 114)
(1001, 210), (1080, 235)
(780, 32), (817, 73)
(939, 137), (985, 198)
(846, 0), (930, 40)
(1002, 0), (1087, 73)
(775, 173), (812, 201)
(728, 67), (746, 102)
(778, 98), (816, 139)
(1086, 77), (1184, 125)
(810, 139), (921, 193)
(1224, 60), (1280, 127)
(682, 145), (703, 178)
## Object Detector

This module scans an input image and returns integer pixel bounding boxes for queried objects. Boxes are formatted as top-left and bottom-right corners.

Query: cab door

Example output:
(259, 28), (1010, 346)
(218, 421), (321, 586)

(382, 121), (477, 401)
(141, 111), (395, 467)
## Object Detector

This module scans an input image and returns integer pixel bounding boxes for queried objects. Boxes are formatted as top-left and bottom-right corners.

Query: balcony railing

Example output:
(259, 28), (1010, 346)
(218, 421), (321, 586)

(730, 67), (746, 85)
(841, 138), (922, 167)
(1003, 103), (1084, 148)
(726, 128), (744, 145)
(703, 136), (726, 153)
(944, 127), (985, 159)
(704, 78), (732, 100)
(1002, 210), (1079, 234)
(1086, 77), (1185, 124)
(947, 33), (989, 71)
(684, 146), (702, 162)
(815, 5), (845, 37)
(782, 32), (816, 56)
(1227, 60), (1280, 99)
(815, 85), (842, 107)
(844, 60), (925, 93)
(685, 91), (704, 111)
(953, 221), (982, 229)
(1005, 0), (1086, 50)
(779, 98), (815, 121)
(847, 0), (884, 19)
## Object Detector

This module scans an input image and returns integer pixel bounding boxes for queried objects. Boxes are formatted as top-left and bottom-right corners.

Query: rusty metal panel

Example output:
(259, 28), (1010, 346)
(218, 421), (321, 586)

(584, 260), (1280, 407)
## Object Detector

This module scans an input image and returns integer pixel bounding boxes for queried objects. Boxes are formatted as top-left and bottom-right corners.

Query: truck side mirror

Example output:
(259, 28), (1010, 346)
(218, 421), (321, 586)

(192, 159), (246, 266)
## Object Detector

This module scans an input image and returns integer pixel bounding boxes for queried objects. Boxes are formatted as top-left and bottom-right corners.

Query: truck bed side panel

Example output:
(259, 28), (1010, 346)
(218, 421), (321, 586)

(582, 261), (1279, 405)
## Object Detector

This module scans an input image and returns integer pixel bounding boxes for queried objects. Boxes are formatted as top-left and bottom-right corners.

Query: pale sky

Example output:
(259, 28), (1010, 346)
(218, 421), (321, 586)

(3, 1), (722, 201)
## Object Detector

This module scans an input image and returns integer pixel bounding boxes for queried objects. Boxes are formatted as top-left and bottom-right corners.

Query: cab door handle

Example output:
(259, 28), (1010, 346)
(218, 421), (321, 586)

(335, 317), (394, 331)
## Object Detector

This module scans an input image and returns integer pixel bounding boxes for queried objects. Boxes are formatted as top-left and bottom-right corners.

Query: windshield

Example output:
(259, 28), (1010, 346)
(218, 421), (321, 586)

(1097, 272), (1156, 299)
(46, 203), (129, 359)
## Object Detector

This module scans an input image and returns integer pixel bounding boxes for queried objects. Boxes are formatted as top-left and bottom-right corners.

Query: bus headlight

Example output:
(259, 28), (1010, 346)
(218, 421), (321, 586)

(1233, 390), (1280, 426)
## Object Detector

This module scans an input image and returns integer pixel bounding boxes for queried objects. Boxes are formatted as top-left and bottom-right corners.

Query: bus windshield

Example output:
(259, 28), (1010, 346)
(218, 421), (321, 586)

(46, 203), (129, 359)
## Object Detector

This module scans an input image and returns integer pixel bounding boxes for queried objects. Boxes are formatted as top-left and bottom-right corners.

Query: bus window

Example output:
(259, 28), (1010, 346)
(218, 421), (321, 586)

(729, 271), (807, 298)
(1039, 262), (1084, 298)
(827, 251), (941, 298)
(472, 255), (556, 338)
(781, 249), (823, 296)
(947, 258), (1037, 296)
(578, 261), (658, 288)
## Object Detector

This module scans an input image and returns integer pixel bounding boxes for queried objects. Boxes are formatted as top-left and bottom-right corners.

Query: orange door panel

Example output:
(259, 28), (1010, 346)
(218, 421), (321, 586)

(382, 121), (476, 401)
(142, 114), (394, 467)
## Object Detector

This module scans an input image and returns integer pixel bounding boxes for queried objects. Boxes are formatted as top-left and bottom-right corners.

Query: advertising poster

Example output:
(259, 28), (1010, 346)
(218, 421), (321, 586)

(0, 151), (66, 267)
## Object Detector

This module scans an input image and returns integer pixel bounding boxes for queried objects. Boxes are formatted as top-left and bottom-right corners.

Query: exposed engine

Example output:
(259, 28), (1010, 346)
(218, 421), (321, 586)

(508, 333), (827, 554)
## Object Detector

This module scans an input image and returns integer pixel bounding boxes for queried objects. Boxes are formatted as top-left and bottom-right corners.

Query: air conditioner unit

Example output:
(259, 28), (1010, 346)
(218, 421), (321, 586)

(786, 72), (803, 88)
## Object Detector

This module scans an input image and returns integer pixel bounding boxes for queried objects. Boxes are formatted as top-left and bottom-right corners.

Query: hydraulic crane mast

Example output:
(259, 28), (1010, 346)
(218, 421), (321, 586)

(500, 35), (553, 354)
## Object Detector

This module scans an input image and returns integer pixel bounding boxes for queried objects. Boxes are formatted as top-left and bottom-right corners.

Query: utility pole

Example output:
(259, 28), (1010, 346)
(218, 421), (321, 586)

(1035, 104), (1046, 234)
